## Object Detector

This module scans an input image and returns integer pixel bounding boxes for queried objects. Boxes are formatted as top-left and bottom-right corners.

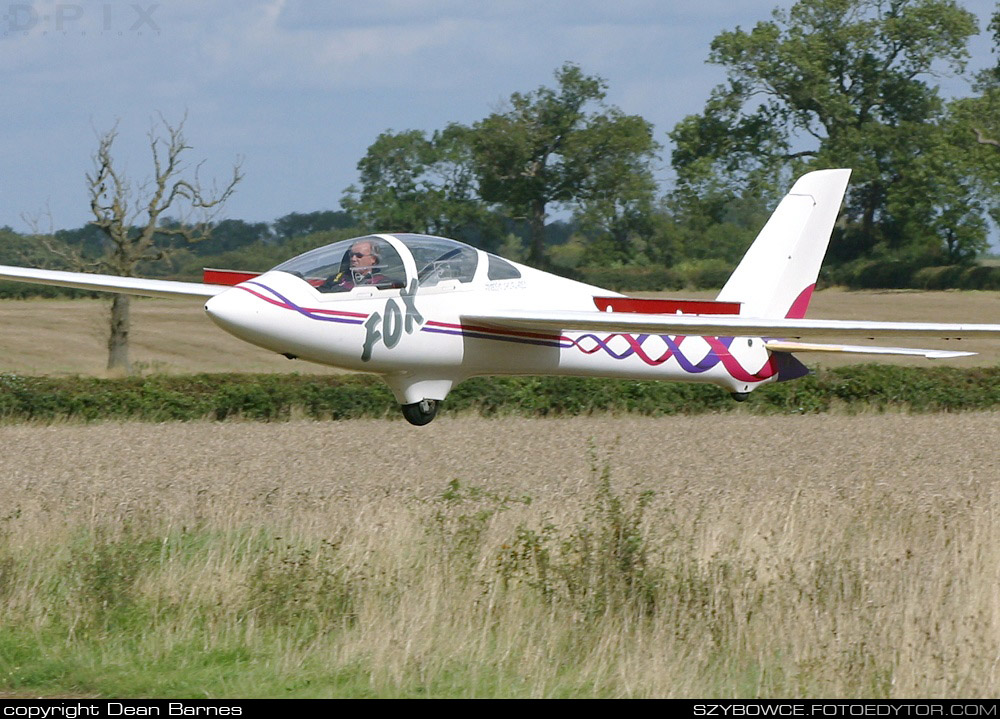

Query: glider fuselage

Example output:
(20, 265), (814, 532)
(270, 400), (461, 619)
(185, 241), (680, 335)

(204, 253), (775, 406)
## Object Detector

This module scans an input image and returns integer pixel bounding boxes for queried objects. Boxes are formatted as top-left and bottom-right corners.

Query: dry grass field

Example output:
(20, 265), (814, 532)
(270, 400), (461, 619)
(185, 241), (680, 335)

(2, 413), (999, 697)
(1, 289), (998, 375)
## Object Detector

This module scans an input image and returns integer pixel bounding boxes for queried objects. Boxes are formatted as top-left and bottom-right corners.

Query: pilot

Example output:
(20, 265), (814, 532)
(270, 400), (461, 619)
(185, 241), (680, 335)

(320, 239), (388, 292)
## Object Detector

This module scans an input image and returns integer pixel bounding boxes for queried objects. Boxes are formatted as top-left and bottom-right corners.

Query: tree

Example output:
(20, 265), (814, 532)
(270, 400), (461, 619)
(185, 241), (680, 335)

(190, 218), (273, 255)
(972, 4), (1000, 149)
(470, 63), (658, 267)
(43, 115), (243, 373)
(670, 0), (985, 264)
(273, 210), (355, 241)
(940, 4), (1000, 233)
(570, 112), (661, 264)
(341, 124), (502, 249)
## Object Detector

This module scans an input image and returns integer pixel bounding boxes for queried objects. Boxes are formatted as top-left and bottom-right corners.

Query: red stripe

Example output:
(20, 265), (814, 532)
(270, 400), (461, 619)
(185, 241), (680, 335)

(426, 319), (568, 342)
(593, 297), (742, 315)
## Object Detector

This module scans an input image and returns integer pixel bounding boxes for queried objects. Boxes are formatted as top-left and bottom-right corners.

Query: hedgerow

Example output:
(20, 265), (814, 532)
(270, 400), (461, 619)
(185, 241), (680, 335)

(1, 366), (998, 423)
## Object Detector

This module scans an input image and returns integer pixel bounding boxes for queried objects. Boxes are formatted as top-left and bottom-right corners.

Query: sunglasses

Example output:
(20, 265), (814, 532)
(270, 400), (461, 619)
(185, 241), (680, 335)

(350, 251), (373, 259)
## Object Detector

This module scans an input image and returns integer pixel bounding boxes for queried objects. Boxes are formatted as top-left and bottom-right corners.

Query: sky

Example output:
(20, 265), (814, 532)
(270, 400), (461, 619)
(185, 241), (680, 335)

(1, 0), (997, 233)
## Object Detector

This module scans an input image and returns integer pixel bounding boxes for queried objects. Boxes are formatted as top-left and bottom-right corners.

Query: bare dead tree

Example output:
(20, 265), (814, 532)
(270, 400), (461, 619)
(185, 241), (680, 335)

(82, 113), (243, 373)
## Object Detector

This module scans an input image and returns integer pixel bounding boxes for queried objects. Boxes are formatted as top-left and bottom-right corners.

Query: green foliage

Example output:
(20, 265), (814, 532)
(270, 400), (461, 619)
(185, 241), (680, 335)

(273, 210), (355, 241)
(193, 219), (274, 255)
(2, 367), (1000, 424)
(827, 260), (1000, 289)
(66, 521), (163, 631)
(173, 226), (365, 278)
(672, 258), (735, 289)
(568, 112), (661, 263)
(0, 281), (96, 299)
(497, 455), (658, 618)
(912, 264), (1000, 290)
(471, 63), (659, 266)
(246, 538), (359, 631)
(575, 265), (685, 292)
(426, 480), (531, 580)
(670, 0), (989, 267)
(574, 259), (735, 292)
(342, 125), (504, 251)
(827, 258), (923, 288)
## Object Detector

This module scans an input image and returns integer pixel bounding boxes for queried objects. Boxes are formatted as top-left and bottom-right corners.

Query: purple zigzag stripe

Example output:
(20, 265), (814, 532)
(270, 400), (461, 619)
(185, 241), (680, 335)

(570, 333), (737, 373)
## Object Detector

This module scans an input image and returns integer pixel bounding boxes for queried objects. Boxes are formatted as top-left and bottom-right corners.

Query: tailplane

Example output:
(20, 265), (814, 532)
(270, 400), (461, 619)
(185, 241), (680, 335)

(716, 169), (851, 319)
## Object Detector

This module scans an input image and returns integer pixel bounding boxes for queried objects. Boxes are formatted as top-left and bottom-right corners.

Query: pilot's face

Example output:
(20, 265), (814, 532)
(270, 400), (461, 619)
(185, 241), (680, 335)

(349, 242), (377, 272)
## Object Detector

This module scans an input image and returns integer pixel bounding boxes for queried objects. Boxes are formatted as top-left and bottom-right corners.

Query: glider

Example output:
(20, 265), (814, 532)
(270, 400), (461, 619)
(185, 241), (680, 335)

(3, 168), (999, 425)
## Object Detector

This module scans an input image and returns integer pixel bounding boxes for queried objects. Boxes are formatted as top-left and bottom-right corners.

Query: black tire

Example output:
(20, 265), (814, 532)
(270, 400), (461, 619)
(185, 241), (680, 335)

(401, 399), (439, 426)
(730, 392), (750, 402)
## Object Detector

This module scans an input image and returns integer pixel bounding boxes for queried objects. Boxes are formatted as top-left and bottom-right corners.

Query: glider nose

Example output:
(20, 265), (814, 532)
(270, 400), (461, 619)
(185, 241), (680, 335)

(204, 286), (254, 338)
(204, 283), (291, 356)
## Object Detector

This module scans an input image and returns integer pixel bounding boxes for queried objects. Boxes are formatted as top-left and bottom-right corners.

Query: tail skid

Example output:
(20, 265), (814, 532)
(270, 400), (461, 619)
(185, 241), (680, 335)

(716, 169), (851, 320)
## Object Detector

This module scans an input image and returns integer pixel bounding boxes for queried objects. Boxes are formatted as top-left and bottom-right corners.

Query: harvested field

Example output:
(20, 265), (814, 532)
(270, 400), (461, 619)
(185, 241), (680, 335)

(1, 289), (999, 375)
(1, 413), (999, 697)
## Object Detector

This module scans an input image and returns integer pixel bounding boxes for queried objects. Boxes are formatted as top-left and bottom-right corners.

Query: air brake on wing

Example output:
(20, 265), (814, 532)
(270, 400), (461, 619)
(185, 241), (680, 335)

(593, 297), (742, 315)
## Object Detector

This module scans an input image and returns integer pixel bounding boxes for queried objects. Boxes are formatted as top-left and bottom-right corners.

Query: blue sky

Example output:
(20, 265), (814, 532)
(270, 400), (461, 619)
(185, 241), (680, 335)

(2, 0), (997, 233)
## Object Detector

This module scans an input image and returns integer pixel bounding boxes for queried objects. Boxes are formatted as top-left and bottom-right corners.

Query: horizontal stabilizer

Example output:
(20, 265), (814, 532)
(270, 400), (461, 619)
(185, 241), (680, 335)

(764, 340), (976, 360)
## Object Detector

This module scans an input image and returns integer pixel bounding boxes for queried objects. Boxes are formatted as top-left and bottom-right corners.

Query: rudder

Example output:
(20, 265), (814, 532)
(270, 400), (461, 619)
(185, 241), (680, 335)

(715, 169), (851, 319)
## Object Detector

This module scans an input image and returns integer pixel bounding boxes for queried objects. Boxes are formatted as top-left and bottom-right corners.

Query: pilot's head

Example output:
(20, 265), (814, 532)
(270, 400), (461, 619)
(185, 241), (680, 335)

(348, 240), (379, 275)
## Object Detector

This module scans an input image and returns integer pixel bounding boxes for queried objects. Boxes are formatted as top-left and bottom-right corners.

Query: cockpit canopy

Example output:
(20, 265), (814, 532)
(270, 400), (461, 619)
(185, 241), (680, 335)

(271, 233), (519, 293)
(271, 235), (406, 292)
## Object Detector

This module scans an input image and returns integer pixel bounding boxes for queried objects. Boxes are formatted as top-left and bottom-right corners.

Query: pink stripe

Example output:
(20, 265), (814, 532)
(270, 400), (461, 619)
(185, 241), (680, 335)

(235, 285), (368, 318)
(705, 337), (779, 382)
(785, 284), (815, 319)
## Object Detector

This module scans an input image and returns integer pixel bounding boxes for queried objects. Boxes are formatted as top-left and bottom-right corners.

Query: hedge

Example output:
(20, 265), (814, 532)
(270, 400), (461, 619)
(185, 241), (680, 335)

(1, 367), (998, 423)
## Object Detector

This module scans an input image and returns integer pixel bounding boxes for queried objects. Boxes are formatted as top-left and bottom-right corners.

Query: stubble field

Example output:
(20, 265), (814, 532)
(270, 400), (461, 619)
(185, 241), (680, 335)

(2, 413), (999, 698)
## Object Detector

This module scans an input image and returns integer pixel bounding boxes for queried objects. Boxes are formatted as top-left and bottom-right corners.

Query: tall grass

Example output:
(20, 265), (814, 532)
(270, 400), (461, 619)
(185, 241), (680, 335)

(1, 415), (998, 697)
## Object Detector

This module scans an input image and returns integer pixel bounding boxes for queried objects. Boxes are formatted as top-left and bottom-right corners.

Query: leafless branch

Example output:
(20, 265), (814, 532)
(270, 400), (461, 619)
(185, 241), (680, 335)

(781, 150), (819, 160)
(86, 113), (243, 275)
(974, 127), (1000, 149)
(20, 206), (102, 271)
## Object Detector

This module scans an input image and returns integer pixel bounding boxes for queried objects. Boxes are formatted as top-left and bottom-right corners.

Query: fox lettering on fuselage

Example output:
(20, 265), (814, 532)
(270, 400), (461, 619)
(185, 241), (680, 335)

(362, 279), (424, 361)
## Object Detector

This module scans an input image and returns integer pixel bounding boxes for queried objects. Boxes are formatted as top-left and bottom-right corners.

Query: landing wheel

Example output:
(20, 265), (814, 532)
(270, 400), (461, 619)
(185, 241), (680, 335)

(401, 398), (439, 426)
(730, 392), (750, 402)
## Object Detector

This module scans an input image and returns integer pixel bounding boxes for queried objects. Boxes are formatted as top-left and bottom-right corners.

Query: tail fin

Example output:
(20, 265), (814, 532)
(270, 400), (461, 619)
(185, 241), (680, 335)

(716, 169), (851, 319)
